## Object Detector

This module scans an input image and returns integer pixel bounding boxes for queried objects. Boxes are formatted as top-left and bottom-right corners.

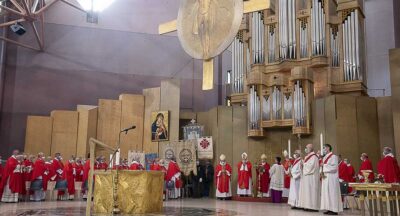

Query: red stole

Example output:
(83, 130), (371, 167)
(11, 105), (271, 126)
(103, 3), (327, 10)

(323, 152), (334, 164)
(215, 163), (232, 193)
(237, 161), (252, 189)
(304, 153), (317, 163)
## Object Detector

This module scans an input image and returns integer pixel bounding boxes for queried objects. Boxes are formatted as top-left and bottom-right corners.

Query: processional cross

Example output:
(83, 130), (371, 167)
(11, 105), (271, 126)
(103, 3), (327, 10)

(158, 0), (271, 90)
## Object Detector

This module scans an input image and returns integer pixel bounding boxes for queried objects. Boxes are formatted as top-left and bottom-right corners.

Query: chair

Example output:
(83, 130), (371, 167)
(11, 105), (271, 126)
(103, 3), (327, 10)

(340, 182), (360, 211)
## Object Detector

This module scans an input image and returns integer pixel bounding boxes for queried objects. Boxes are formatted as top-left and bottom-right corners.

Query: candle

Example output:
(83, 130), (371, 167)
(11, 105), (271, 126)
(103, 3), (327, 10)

(288, 139), (291, 158)
(109, 154), (113, 168)
(116, 148), (120, 165)
(320, 133), (323, 152)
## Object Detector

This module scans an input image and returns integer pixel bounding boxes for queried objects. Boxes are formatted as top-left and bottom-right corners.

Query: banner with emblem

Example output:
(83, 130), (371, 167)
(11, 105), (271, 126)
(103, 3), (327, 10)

(159, 141), (197, 176)
(197, 137), (213, 160)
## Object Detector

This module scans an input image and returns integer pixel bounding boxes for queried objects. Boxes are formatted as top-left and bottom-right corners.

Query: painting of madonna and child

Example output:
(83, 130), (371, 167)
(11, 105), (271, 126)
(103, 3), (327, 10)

(151, 111), (169, 142)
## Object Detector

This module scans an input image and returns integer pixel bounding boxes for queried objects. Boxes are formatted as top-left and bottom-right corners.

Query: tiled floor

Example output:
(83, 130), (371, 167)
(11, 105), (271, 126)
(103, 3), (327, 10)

(0, 198), (363, 216)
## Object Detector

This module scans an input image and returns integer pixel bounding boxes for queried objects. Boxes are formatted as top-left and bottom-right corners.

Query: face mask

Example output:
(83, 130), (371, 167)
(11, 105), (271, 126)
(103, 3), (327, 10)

(322, 149), (327, 155)
(360, 157), (363, 161)
(305, 148), (309, 154)
(293, 154), (298, 159)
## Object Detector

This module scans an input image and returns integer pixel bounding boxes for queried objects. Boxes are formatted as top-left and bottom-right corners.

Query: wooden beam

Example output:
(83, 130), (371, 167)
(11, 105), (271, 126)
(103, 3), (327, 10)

(0, 18), (25, 28)
(158, 19), (177, 35)
(158, 0), (270, 35)
(10, 0), (26, 13)
(0, 4), (25, 16)
(34, 0), (59, 15)
(0, 36), (39, 51)
(30, 21), (43, 50)
(60, 0), (86, 13)
(243, 0), (270, 13)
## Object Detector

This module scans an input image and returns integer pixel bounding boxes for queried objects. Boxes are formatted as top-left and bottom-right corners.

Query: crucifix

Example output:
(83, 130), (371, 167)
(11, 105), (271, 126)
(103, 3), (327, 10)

(158, 0), (271, 90)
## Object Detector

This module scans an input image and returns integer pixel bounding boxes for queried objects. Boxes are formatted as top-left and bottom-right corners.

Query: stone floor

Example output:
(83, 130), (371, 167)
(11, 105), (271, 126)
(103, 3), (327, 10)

(0, 198), (364, 215)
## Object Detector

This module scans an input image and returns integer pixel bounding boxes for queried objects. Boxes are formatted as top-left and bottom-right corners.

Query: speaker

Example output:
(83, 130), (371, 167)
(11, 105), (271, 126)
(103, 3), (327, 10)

(10, 23), (26, 36)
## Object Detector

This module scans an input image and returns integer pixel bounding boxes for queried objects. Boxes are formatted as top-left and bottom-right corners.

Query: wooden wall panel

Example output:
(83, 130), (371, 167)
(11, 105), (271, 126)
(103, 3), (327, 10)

(217, 107), (233, 166)
(24, 116), (53, 156)
(143, 87), (160, 154)
(197, 112), (210, 136)
(356, 97), (380, 168)
(335, 95), (359, 167)
(232, 106), (249, 195)
(160, 79), (180, 142)
(313, 99), (326, 151)
(389, 49), (400, 161)
(76, 105), (98, 158)
(376, 97), (395, 153)
(96, 99), (122, 156)
(50, 110), (79, 159)
(119, 94), (145, 158)
(324, 96), (337, 151)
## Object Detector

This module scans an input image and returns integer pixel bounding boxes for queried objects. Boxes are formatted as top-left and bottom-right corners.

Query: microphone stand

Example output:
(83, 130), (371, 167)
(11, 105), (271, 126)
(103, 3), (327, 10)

(111, 129), (132, 214)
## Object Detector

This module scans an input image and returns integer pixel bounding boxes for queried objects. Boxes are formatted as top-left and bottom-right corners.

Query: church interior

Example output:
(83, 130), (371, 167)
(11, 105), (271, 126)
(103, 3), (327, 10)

(0, 0), (399, 215)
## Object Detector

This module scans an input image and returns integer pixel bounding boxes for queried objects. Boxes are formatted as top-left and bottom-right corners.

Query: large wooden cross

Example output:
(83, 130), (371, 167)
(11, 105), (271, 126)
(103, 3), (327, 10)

(158, 0), (271, 90)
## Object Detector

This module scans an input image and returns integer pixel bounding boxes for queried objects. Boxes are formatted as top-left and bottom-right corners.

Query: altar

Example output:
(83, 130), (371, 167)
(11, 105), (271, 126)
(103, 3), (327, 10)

(93, 170), (164, 214)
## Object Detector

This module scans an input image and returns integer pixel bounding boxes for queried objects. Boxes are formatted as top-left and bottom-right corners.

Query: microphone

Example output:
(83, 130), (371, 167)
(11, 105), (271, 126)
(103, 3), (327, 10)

(121, 125), (136, 133)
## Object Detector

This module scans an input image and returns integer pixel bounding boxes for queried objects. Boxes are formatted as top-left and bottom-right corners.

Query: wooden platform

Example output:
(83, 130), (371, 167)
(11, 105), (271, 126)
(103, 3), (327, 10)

(232, 196), (288, 203)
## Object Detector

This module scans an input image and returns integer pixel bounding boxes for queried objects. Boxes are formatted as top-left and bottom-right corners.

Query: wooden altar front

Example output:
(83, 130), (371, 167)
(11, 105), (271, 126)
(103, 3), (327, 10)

(349, 183), (400, 216)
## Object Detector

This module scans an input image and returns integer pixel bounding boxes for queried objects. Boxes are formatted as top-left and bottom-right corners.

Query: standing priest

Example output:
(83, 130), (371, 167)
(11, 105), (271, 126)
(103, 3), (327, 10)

(0, 150), (24, 203)
(377, 147), (400, 183)
(298, 144), (320, 212)
(288, 150), (302, 209)
(320, 144), (343, 215)
(237, 152), (252, 196)
(256, 154), (270, 197)
(165, 156), (182, 199)
(215, 154), (232, 199)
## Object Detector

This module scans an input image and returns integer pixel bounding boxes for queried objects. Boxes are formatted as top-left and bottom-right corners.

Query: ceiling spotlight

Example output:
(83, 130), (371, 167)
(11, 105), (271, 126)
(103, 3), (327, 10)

(10, 23), (26, 36)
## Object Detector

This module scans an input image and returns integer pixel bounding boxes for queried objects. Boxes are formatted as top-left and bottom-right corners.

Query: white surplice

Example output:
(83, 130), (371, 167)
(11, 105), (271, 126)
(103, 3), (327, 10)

(288, 158), (302, 207)
(269, 164), (284, 191)
(320, 152), (343, 213)
(298, 152), (320, 210)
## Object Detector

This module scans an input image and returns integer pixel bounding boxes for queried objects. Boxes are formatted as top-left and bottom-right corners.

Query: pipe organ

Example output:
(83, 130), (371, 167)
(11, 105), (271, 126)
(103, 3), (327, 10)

(227, 0), (366, 137)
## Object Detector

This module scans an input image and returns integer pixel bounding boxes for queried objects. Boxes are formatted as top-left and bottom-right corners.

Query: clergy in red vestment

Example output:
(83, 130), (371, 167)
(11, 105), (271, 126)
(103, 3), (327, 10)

(23, 155), (34, 196)
(63, 157), (76, 200)
(282, 150), (292, 198)
(358, 153), (375, 182)
(96, 156), (108, 170)
(338, 155), (348, 182)
(30, 153), (46, 201)
(129, 158), (144, 170)
(43, 157), (55, 191)
(0, 150), (24, 203)
(256, 154), (270, 197)
(377, 147), (400, 183)
(82, 157), (91, 199)
(165, 157), (182, 199)
(73, 158), (84, 182)
(237, 152), (252, 196)
(215, 154), (232, 199)
(150, 158), (164, 171)
(52, 153), (67, 199)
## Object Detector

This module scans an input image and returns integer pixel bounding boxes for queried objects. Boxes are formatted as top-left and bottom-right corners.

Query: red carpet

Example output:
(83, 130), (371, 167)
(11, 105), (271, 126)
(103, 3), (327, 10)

(232, 196), (288, 203)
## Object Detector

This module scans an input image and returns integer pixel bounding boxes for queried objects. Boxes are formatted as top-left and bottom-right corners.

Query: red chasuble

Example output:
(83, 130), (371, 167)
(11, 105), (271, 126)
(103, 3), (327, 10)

(237, 161), (252, 189)
(73, 163), (83, 182)
(31, 158), (45, 189)
(63, 161), (75, 195)
(52, 159), (65, 181)
(338, 161), (348, 181)
(82, 160), (91, 184)
(283, 159), (292, 189)
(359, 159), (375, 182)
(215, 163), (232, 193)
(23, 160), (33, 185)
(377, 155), (400, 183)
(0, 156), (22, 196)
(129, 162), (144, 170)
(43, 162), (55, 190)
(256, 162), (270, 193)
(166, 161), (182, 188)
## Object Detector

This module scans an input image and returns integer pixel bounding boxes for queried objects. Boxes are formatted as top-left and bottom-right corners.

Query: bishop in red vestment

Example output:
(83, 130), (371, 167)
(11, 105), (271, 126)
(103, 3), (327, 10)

(0, 151), (24, 203)
(358, 153), (375, 182)
(96, 156), (108, 170)
(23, 155), (34, 196)
(31, 153), (46, 201)
(237, 152), (252, 196)
(73, 158), (84, 182)
(377, 147), (400, 183)
(63, 158), (75, 200)
(338, 156), (348, 182)
(256, 154), (270, 197)
(43, 157), (55, 191)
(165, 158), (182, 199)
(215, 154), (232, 199)
(129, 160), (144, 170)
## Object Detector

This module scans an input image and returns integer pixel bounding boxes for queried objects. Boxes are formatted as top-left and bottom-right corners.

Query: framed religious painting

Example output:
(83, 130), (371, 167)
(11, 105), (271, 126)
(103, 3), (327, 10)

(151, 111), (169, 142)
